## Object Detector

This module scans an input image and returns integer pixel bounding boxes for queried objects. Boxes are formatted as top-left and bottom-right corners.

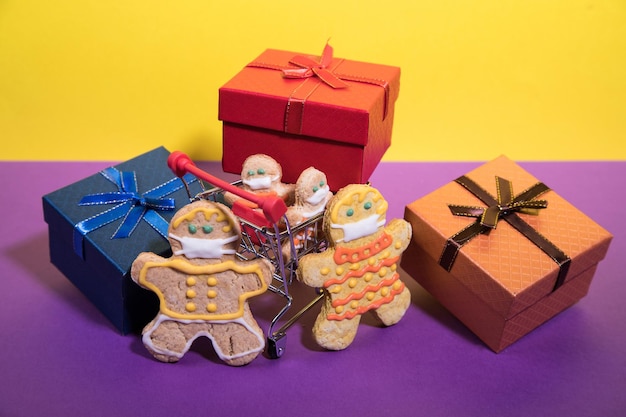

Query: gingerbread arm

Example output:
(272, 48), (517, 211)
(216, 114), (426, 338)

(278, 183), (296, 206)
(385, 219), (413, 253)
(222, 190), (239, 206)
(234, 257), (274, 293)
(130, 252), (166, 286)
(283, 206), (305, 228)
(296, 251), (329, 288)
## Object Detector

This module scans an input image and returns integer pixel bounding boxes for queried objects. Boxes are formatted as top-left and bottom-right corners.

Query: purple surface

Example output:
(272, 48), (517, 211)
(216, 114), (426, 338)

(1, 159), (623, 417)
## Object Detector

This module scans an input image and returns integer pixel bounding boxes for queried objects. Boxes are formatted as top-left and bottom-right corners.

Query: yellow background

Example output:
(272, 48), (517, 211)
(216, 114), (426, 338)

(1, 0), (625, 162)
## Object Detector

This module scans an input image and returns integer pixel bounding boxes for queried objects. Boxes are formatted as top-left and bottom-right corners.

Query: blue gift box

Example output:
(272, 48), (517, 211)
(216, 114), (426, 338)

(42, 147), (202, 334)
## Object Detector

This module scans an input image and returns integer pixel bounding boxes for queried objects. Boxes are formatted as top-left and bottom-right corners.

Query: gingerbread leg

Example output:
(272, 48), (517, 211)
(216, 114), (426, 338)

(373, 287), (411, 326)
(141, 316), (192, 363)
(312, 299), (361, 350)
(208, 313), (265, 366)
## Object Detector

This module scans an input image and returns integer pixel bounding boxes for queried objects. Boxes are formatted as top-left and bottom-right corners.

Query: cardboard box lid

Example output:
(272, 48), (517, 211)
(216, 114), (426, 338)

(404, 155), (613, 319)
(42, 146), (202, 278)
(219, 48), (400, 146)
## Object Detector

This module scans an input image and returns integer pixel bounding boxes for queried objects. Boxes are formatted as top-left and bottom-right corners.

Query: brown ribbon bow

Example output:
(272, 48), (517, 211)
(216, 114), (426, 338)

(448, 176), (549, 229)
(439, 175), (571, 291)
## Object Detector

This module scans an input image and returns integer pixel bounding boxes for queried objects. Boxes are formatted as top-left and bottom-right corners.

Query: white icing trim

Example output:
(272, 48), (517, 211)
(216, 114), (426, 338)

(143, 313), (265, 362)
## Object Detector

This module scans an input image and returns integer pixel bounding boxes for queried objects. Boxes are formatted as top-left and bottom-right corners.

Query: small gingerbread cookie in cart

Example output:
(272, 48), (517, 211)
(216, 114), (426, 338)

(285, 167), (333, 227)
(224, 154), (295, 207)
(131, 200), (273, 366)
(281, 167), (333, 260)
(297, 184), (412, 350)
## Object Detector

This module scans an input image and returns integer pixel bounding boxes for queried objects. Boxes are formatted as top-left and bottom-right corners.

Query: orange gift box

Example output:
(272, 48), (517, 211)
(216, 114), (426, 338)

(401, 156), (613, 352)
(218, 44), (400, 190)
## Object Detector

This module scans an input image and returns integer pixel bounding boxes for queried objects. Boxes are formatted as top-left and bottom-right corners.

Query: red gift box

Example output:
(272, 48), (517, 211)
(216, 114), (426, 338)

(219, 44), (400, 191)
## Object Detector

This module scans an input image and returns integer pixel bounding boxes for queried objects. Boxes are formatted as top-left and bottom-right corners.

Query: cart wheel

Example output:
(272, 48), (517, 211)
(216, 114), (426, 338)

(267, 334), (287, 359)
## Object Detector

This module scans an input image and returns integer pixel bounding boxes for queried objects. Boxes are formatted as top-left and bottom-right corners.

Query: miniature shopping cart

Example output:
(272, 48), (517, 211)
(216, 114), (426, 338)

(168, 151), (325, 358)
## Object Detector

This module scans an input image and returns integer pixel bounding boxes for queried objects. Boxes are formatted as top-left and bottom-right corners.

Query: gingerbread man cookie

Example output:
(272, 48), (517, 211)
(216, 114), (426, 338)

(297, 184), (412, 350)
(131, 200), (273, 366)
(224, 154), (295, 207)
(281, 167), (333, 260)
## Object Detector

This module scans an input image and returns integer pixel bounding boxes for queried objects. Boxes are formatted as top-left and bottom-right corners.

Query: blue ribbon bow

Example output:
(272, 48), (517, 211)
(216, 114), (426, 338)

(73, 167), (196, 259)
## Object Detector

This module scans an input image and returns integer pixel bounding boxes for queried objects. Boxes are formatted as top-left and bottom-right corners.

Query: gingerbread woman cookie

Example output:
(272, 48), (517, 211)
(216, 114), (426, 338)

(281, 167), (333, 260)
(224, 154), (295, 207)
(131, 200), (273, 366)
(297, 184), (412, 350)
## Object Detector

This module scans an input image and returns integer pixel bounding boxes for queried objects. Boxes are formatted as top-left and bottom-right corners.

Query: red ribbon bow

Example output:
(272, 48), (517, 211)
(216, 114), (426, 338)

(281, 43), (349, 89)
(246, 42), (393, 134)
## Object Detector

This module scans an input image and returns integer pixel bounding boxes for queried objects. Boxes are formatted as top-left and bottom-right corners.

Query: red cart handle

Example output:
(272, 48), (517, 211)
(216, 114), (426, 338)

(168, 151), (288, 225)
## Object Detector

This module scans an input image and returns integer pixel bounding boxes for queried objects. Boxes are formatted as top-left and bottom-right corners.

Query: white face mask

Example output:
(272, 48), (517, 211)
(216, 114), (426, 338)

(169, 233), (238, 259)
(330, 213), (386, 243)
(242, 175), (278, 190)
(306, 185), (329, 206)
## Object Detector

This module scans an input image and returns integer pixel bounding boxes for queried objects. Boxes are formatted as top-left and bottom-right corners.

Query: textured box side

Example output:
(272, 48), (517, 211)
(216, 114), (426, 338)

(48, 225), (158, 333)
(221, 122), (371, 189)
(401, 240), (597, 352)
(499, 265), (595, 351)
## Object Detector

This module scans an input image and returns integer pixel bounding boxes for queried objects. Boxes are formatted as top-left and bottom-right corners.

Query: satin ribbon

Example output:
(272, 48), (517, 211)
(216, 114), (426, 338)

(439, 175), (571, 291)
(282, 42), (349, 89)
(247, 42), (391, 134)
(73, 167), (196, 259)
